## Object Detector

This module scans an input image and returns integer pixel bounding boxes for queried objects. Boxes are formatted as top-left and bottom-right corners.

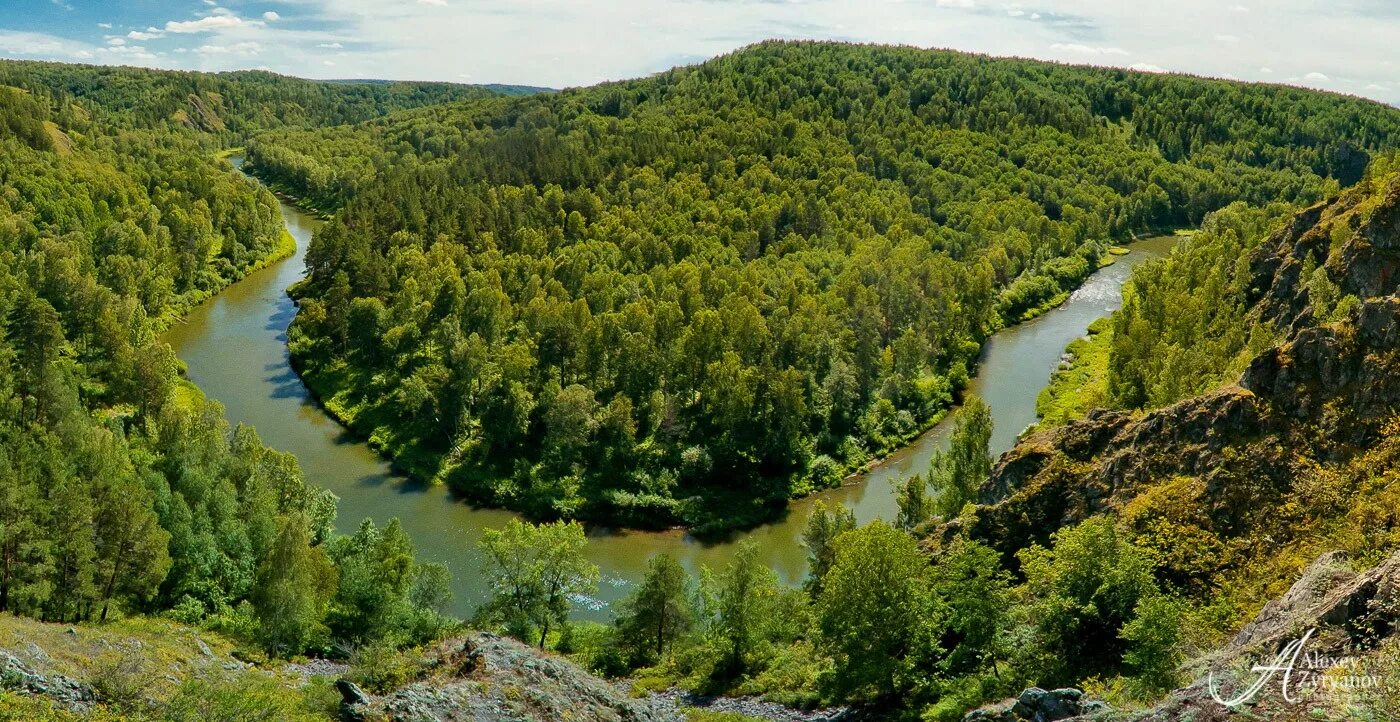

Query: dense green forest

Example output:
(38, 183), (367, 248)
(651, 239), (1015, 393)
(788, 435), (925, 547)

(0, 61), (495, 656)
(245, 40), (1400, 531)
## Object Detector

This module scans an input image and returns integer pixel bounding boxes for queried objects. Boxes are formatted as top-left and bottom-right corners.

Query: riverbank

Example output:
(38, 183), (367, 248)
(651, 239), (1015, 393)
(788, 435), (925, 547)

(167, 158), (1182, 617)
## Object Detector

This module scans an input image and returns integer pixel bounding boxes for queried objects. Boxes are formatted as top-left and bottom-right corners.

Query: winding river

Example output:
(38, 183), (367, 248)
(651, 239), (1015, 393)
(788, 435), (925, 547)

(161, 165), (1177, 619)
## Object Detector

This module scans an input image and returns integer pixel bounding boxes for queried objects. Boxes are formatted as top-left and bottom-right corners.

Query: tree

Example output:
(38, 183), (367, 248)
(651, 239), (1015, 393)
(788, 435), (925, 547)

(894, 472), (933, 532)
(1120, 594), (1185, 696)
(92, 471), (172, 621)
(1015, 517), (1162, 686)
(131, 342), (178, 417)
(252, 516), (338, 656)
(817, 520), (942, 702)
(7, 293), (65, 423)
(478, 519), (599, 648)
(801, 501), (855, 598)
(929, 536), (1012, 677)
(708, 540), (780, 676)
(930, 396), (993, 519)
(616, 553), (695, 665)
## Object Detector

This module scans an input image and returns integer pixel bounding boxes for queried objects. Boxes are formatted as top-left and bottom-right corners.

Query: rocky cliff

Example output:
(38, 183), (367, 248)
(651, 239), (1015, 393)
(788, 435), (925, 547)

(947, 169), (1400, 570)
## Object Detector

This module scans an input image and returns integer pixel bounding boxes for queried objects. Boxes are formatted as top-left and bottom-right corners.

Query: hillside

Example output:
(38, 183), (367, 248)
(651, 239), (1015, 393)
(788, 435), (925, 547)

(0, 58), (471, 692)
(246, 40), (1400, 532)
(0, 59), (524, 136)
(930, 159), (1400, 716)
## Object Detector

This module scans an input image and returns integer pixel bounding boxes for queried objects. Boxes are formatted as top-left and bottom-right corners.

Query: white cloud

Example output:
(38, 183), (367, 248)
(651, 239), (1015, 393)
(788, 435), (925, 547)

(106, 37), (126, 46)
(98, 44), (155, 60)
(1303, 71), (1329, 82)
(317, 42), (344, 49)
(323, 60), (336, 66)
(1129, 62), (1165, 73)
(417, 0), (448, 5)
(164, 14), (253, 34)
(197, 41), (263, 55)
(1051, 43), (1129, 56)
(263, 11), (281, 21)
(1260, 66), (1273, 74)
(128, 29), (164, 41)
(96, 22), (112, 29)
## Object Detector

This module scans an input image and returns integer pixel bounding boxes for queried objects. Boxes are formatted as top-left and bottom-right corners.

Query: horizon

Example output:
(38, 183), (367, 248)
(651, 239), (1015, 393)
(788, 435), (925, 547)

(3, 0), (1398, 106)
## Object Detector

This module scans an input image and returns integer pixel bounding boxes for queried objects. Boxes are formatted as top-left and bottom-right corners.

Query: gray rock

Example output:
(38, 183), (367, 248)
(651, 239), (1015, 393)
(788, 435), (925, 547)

(1008, 687), (1091, 722)
(0, 650), (96, 711)
(336, 679), (372, 706)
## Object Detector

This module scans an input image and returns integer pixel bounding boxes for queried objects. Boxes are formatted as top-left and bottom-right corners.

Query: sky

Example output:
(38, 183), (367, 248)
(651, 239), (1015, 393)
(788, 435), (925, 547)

(1, 0), (1397, 105)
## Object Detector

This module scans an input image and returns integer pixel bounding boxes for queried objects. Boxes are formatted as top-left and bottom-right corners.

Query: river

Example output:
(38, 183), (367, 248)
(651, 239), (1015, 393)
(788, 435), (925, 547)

(161, 166), (1178, 619)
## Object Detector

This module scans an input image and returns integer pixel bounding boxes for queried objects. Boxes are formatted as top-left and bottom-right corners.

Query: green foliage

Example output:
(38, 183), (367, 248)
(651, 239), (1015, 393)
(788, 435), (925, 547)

(816, 521), (942, 702)
(799, 501), (855, 598)
(1035, 316), (1113, 427)
(706, 541), (784, 678)
(1108, 203), (1290, 409)
(929, 396), (993, 519)
(0, 59), (463, 660)
(616, 553), (697, 666)
(326, 518), (456, 647)
(251, 515), (338, 656)
(930, 537), (1013, 677)
(478, 519), (600, 648)
(347, 640), (428, 693)
(1014, 517), (1164, 686)
(161, 672), (329, 722)
(256, 40), (1400, 530)
(1119, 594), (1186, 697)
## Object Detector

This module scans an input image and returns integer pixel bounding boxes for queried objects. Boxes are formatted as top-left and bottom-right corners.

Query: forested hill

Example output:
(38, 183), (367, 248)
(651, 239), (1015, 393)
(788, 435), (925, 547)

(0, 63), (461, 659)
(248, 40), (1400, 532)
(0, 58), (531, 137)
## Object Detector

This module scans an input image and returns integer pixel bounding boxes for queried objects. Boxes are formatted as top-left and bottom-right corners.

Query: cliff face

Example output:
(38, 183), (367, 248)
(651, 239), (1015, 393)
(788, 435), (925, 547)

(955, 170), (1400, 565)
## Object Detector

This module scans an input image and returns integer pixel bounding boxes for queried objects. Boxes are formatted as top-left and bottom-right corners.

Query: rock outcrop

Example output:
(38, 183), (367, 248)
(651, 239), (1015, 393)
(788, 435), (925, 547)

(949, 171), (1400, 566)
(362, 633), (675, 722)
(1130, 548), (1400, 720)
(963, 687), (1108, 722)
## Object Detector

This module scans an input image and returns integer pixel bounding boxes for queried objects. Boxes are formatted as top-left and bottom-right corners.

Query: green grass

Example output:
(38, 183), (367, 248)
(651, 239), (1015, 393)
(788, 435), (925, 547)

(1034, 316), (1114, 429)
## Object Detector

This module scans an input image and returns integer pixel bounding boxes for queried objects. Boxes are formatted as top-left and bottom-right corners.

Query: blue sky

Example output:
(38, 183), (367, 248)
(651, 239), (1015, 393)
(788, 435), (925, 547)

(1, 0), (1397, 105)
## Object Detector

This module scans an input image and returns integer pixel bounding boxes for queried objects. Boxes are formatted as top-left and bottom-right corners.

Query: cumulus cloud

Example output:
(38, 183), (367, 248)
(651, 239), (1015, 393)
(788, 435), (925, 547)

(165, 14), (254, 34)
(263, 11), (280, 21)
(128, 29), (164, 41)
(1128, 62), (1165, 73)
(1303, 71), (1330, 81)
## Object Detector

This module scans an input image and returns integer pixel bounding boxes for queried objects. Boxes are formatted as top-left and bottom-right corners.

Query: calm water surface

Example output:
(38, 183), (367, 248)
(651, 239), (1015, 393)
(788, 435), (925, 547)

(162, 166), (1178, 619)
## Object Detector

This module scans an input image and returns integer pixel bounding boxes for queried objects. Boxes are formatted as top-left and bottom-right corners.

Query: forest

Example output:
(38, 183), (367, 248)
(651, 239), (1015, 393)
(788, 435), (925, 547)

(245, 40), (1400, 531)
(0, 61), (497, 661)
(6, 42), (1400, 722)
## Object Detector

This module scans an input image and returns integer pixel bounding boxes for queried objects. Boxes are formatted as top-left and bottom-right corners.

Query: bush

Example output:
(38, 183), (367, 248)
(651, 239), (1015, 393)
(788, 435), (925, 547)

(347, 642), (426, 693)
